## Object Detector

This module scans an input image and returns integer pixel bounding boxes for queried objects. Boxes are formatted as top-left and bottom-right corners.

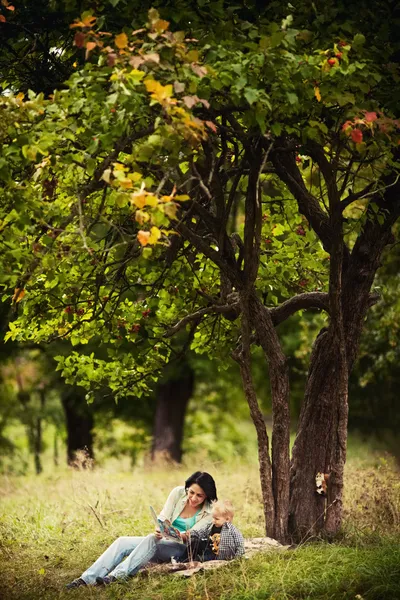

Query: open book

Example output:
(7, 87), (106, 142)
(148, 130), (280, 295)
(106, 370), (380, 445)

(150, 505), (184, 543)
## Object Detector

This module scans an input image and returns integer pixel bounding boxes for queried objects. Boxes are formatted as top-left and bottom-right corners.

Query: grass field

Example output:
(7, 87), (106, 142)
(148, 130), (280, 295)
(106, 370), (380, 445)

(1, 440), (399, 600)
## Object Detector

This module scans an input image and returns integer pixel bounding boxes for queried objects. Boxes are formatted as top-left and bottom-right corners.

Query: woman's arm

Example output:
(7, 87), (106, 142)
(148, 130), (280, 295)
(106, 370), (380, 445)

(189, 513), (213, 532)
(157, 486), (184, 522)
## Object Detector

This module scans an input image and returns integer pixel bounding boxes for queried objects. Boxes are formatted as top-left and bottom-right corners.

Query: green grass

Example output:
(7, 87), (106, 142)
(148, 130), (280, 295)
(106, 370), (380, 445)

(1, 444), (399, 600)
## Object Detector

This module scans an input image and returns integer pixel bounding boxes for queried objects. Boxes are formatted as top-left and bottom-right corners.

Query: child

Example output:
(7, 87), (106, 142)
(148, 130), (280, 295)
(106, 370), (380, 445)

(185, 500), (245, 563)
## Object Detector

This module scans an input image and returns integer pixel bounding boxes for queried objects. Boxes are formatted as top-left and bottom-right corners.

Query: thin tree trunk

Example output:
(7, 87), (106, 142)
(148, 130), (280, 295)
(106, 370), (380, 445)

(249, 291), (290, 543)
(33, 389), (46, 475)
(53, 427), (59, 467)
(233, 297), (275, 538)
(151, 362), (194, 463)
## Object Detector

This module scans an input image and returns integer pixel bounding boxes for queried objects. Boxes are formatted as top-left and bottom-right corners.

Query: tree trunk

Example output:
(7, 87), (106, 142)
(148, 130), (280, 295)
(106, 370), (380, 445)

(289, 328), (348, 540)
(289, 221), (395, 540)
(151, 362), (194, 463)
(61, 385), (94, 467)
(33, 389), (46, 475)
(249, 291), (290, 543)
(233, 296), (275, 539)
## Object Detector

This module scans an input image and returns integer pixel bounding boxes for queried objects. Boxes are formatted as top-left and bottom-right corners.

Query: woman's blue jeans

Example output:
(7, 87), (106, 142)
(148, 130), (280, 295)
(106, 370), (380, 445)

(80, 534), (186, 584)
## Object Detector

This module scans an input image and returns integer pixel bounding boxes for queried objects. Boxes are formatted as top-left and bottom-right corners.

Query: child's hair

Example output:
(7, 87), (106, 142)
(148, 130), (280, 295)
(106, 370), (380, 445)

(211, 499), (235, 520)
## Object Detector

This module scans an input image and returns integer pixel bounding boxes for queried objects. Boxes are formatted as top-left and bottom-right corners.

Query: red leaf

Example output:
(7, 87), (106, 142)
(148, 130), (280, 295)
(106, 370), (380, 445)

(74, 32), (85, 47)
(0, 15), (6, 22)
(364, 111), (377, 123)
(107, 53), (117, 67)
(351, 129), (363, 143)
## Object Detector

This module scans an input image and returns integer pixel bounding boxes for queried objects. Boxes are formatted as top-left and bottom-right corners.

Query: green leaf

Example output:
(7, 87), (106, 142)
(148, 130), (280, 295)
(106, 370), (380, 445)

(286, 92), (298, 105)
(271, 123), (282, 136)
(244, 88), (259, 105)
(353, 33), (366, 48)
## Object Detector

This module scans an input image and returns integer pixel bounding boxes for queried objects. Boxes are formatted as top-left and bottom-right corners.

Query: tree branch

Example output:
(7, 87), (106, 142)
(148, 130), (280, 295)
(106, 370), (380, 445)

(269, 139), (334, 253)
(164, 301), (240, 337)
(269, 292), (329, 325)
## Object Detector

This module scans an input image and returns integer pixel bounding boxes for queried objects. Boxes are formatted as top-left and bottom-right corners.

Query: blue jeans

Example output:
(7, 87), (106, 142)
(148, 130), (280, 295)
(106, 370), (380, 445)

(80, 534), (186, 584)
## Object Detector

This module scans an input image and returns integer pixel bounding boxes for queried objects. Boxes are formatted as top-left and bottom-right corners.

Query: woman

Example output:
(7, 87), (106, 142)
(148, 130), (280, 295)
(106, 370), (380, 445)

(66, 471), (217, 588)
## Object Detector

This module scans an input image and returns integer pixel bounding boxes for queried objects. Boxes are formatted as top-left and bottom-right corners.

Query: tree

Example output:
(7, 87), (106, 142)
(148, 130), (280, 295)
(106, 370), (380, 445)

(1, 5), (400, 542)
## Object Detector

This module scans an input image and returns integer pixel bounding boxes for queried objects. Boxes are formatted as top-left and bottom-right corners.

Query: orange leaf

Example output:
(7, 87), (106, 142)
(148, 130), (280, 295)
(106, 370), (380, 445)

(12, 288), (26, 303)
(115, 32), (128, 49)
(82, 14), (96, 27)
(0, 15), (6, 22)
(205, 121), (217, 133)
(138, 230), (150, 246)
(153, 19), (169, 33)
(6, 3), (14, 9)
(85, 41), (97, 59)
(131, 192), (147, 208)
(70, 14), (96, 28)
(144, 79), (173, 104)
(314, 86), (321, 102)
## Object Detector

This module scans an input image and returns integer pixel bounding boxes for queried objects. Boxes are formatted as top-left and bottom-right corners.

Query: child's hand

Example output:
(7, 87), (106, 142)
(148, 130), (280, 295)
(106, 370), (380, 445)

(155, 528), (163, 540)
(187, 561), (201, 569)
(180, 532), (188, 543)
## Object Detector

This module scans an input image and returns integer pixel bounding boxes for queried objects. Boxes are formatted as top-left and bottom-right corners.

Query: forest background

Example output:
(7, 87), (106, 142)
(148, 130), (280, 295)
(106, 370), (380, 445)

(0, 0), (400, 598)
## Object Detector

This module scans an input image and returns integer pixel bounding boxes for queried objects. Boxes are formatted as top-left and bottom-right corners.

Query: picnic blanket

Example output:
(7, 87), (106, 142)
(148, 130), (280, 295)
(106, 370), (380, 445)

(142, 537), (291, 578)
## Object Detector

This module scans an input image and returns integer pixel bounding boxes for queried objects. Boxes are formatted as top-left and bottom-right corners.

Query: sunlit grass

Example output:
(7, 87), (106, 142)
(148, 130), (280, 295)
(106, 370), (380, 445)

(1, 439), (399, 599)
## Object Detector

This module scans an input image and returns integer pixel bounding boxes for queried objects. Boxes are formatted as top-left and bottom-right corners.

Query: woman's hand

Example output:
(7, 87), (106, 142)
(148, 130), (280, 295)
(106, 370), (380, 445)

(155, 528), (163, 540)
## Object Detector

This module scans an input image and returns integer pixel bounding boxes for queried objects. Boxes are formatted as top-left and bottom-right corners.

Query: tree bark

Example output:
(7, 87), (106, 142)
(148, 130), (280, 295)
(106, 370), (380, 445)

(61, 385), (94, 467)
(249, 291), (290, 543)
(289, 328), (348, 539)
(289, 221), (397, 540)
(33, 389), (46, 475)
(151, 361), (194, 463)
(233, 296), (275, 539)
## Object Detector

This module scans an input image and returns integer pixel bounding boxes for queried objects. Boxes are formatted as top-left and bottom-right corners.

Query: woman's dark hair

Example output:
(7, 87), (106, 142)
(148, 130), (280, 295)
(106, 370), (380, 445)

(185, 471), (218, 502)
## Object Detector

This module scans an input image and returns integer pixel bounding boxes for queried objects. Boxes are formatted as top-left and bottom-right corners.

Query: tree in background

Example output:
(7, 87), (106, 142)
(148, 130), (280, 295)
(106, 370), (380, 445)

(1, 2), (400, 542)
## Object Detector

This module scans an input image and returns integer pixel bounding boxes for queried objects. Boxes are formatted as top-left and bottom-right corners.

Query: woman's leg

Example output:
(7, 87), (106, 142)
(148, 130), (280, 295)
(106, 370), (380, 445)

(108, 536), (186, 580)
(108, 533), (159, 579)
(80, 536), (144, 584)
